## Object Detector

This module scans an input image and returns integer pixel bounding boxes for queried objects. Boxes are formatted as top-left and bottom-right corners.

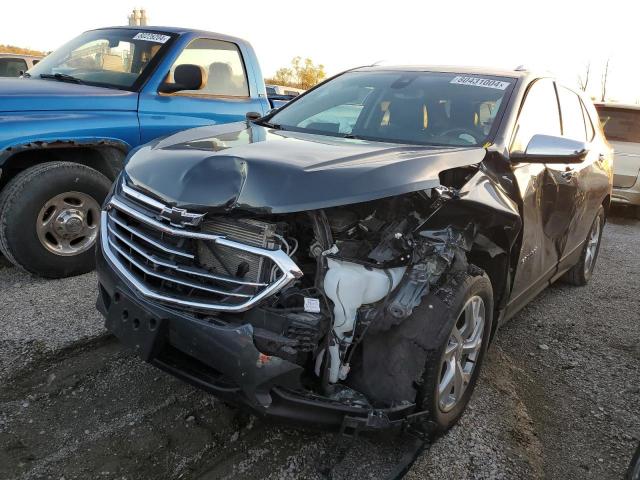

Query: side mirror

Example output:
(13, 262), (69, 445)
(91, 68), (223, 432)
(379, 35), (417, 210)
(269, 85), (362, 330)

(159, 64), (206, 94)
(511, 134), (589, 163)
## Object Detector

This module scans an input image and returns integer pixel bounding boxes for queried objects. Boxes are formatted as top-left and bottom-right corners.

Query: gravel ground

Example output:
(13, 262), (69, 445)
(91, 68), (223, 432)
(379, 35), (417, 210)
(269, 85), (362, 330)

(0, 209), (638, 479)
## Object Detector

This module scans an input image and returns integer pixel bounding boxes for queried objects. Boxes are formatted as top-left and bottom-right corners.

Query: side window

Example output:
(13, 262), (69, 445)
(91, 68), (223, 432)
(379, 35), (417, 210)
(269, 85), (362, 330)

(0, 58), (28, 77)
(558, 87), (587, 142)
(511, 79), (561, 153)
(170, 39), (249, 97)
(581, 100), (595, 141)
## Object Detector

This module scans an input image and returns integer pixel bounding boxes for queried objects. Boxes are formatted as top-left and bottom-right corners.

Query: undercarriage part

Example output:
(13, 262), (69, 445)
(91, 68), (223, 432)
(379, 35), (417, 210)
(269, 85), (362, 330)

(240, 308), (328, 365)
(321, 258), (406, 383)
(387, 261), (438, 320)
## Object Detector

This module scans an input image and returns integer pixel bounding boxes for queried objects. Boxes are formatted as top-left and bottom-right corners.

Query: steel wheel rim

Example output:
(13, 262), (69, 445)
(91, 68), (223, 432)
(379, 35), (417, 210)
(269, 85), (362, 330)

(584, 216), (601, 275)
(36, 191), (101, 256)
(437, 295), (486, 413)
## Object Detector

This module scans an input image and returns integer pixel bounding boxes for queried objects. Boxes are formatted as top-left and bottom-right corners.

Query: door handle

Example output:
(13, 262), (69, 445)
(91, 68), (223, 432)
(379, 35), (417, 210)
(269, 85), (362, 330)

(560, 170), (576, 181)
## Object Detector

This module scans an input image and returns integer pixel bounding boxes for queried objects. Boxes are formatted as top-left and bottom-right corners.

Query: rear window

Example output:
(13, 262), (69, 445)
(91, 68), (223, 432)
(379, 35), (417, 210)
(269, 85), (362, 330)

(0, 58), (28, 77)
(597, 107), (640, 143)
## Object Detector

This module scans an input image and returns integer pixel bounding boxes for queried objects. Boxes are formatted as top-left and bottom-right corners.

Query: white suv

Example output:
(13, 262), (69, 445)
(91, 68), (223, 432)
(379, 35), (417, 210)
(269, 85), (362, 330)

(596, 103), (640, 216)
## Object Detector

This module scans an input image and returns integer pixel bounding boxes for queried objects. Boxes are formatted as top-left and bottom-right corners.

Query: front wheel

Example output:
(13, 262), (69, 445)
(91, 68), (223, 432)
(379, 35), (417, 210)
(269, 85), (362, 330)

(0, 162), (111, 278)
(347, 266), (493, 437)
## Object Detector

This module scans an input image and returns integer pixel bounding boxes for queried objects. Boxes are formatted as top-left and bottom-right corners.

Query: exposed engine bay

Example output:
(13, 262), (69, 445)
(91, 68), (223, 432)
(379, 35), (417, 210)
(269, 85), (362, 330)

(189, 185), (498, 408)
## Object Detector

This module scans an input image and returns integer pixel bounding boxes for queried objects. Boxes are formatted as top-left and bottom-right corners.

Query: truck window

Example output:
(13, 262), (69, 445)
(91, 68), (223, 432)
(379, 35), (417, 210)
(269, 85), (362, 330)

(597, 107), (640, 143)
(0, 58), (28, 77)
(511, 79), (562, 153)
(170, 39), (249, 97)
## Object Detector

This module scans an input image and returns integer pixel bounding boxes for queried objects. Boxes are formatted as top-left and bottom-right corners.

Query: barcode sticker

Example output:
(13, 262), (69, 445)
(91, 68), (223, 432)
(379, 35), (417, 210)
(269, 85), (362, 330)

(304, 297), (321, 313)
(133, 32), (171, 44)
(450, 76), (510, 90)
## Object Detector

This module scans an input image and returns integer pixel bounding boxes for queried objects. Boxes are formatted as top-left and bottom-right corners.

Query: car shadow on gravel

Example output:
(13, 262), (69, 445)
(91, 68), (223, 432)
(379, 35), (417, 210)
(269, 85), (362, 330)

(0, 335), (425, 480)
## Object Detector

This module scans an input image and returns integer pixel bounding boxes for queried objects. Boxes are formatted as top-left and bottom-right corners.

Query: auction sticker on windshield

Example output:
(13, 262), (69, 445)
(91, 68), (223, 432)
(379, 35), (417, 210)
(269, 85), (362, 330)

(450, 76), (510, 90)
(133, 32), (171, 43)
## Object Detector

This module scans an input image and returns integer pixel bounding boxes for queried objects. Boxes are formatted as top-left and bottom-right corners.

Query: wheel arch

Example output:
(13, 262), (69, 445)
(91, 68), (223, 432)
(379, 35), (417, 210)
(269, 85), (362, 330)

(0, 140), (129, 190)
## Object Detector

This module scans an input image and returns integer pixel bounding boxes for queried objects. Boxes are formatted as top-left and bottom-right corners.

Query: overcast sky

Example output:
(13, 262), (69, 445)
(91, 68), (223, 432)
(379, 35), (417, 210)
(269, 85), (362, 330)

(4, 0), (639, 102)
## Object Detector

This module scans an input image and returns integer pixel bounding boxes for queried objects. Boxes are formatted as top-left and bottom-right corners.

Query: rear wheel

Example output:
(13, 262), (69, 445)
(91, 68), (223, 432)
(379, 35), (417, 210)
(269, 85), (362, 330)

(563, 205), (605, 286)
(0, 162), (111, 278)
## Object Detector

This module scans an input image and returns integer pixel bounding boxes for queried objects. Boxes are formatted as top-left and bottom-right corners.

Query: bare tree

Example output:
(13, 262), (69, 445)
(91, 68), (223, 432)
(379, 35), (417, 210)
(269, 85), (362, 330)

(600, 58), (610, 102)
(577, 62), (591, 91)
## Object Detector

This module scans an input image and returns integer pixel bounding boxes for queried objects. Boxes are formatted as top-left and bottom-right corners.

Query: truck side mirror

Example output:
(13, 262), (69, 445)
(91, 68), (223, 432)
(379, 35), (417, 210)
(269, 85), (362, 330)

(510, 134), (589, 164)
(159, 64), (206, 93)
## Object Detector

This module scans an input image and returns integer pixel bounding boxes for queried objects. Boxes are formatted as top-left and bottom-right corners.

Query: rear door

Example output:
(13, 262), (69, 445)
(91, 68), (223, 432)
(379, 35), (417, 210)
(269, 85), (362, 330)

(138, 38), (266, 143)
(553, 87), (604, 274)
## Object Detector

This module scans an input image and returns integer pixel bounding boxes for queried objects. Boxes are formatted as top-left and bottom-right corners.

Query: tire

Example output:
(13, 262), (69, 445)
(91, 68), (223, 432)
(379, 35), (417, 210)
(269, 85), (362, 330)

(563, 205), (605, 286)
(0, 162), (111, 278)
(347, 265), (493, 438)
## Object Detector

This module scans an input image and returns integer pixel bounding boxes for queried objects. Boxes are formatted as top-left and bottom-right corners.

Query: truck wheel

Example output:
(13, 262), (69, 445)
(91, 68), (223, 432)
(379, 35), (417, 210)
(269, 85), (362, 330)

(347, 266), (493, 438)
(0, 162), (111, 278)
(562, 205), (605, 286)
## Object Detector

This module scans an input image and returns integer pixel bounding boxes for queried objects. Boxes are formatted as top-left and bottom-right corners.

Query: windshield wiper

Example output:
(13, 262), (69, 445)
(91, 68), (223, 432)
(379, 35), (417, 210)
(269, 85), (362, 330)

(39, 73), (85, 85)
(257, 120), (283, 130)
(22, 72), (31, 78)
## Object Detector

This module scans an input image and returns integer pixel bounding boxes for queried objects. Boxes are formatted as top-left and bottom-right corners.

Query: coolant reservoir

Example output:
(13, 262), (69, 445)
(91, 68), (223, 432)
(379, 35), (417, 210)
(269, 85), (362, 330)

(323, 258), (406, 383)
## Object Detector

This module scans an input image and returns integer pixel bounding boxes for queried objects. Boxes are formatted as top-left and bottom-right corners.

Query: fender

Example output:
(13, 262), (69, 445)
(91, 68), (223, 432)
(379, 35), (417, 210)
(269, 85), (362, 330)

(0, 111), (138, 182)
(0, 110), (139, 168)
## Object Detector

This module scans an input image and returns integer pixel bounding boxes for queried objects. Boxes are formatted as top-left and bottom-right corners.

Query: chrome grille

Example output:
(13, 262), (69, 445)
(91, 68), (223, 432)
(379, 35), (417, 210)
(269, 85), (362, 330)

(198, 218), (277, 285)
(101, 192), (302, 313)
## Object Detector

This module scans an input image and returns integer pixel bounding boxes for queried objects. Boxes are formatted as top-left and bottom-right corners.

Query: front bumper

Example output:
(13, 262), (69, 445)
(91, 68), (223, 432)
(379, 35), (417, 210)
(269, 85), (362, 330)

(96, 242), (417, 433)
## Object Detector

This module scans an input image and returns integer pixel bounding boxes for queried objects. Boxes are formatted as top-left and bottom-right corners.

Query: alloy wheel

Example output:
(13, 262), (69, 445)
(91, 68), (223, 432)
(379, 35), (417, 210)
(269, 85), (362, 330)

(437, 295), (486, 413)
(584, 215), (601, 275)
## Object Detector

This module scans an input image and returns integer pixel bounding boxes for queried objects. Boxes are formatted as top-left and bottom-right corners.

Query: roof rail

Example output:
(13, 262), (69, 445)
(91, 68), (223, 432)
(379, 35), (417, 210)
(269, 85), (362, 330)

(514, 65), (528, 72)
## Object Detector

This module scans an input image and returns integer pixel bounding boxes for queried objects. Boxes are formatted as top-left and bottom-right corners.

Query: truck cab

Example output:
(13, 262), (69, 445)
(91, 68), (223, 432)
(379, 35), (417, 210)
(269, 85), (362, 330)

(0, 27), (275, 278)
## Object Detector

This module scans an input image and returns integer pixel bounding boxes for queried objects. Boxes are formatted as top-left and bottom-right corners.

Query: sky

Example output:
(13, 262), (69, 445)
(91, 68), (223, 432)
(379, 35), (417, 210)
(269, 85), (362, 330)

(3, 0), (639, 103)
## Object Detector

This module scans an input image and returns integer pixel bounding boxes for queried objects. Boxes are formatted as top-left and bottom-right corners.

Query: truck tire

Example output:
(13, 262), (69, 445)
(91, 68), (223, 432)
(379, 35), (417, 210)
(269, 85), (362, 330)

(562, 205), (605, 286)
(0, 162), (111, 278)
(348, 266), (493, 438)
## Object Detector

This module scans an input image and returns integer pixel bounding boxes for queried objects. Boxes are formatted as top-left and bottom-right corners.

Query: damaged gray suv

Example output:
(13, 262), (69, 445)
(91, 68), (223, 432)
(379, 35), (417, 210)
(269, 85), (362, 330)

(96, 66), (613, 436)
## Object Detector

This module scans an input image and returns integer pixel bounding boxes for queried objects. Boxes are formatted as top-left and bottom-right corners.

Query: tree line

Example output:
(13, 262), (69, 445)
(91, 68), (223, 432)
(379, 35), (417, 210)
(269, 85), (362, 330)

(0, 45), (45, 56)
(265, 56), (326, 90)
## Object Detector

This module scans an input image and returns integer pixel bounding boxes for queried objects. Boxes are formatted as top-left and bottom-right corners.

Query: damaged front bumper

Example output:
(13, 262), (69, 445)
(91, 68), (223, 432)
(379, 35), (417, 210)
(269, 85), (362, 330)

(96, 245), (418, 434)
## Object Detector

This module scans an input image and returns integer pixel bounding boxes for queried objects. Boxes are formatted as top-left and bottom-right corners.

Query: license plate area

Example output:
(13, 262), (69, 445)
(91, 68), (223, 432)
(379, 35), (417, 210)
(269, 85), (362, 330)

(105, 289), (168, 361)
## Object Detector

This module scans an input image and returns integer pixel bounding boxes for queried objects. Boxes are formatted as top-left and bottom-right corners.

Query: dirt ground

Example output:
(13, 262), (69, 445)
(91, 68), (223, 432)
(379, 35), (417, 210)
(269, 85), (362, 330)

(1, 208), (638, 480)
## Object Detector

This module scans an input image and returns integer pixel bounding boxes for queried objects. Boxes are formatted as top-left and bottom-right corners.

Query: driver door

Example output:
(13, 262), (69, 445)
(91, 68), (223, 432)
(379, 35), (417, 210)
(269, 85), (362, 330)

(138, 38), (265, 143)
(506, 78), (574, 317)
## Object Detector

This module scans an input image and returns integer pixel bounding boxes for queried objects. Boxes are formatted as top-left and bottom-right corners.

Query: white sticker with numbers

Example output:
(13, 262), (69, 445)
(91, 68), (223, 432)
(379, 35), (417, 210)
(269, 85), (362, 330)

(450, 76), (510, 90)
(133, 32), (171, 43)
(304, 297), (321, 313)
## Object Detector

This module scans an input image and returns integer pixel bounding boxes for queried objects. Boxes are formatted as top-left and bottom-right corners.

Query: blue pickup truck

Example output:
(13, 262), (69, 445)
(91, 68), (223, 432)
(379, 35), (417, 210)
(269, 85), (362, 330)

(0, 26), (283, 278)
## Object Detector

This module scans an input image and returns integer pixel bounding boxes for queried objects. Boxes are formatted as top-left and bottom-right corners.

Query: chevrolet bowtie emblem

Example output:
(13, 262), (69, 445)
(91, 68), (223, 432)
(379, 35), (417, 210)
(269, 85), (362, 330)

(159, 206), (205, 228)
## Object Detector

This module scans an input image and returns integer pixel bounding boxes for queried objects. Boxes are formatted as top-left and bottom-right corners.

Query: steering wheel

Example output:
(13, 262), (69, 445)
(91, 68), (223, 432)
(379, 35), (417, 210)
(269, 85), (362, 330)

(437, 127), (483, 144)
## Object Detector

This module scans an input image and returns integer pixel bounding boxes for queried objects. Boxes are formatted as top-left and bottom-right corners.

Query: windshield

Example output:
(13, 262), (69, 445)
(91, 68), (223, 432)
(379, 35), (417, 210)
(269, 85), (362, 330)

(28, 29), (175, 90)
(268, 70), (515, 147)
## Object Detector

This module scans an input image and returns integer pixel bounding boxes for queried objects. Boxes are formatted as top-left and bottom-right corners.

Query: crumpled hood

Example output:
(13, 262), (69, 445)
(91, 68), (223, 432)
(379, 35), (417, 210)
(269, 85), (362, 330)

(0, 78), (138, 112)
(124, 122), (487, 214)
